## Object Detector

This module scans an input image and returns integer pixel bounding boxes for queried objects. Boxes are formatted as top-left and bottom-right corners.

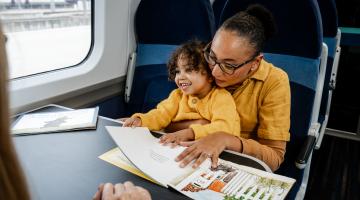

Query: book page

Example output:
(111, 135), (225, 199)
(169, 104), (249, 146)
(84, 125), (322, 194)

(106, 126), (211, 187)
(99, 148), (158, 184)
(12, 107), (98, 135)
(171, 160), (295, 200)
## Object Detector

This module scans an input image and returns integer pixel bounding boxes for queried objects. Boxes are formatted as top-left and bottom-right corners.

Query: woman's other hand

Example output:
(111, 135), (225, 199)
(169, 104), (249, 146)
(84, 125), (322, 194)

(93, 182), (151, 200)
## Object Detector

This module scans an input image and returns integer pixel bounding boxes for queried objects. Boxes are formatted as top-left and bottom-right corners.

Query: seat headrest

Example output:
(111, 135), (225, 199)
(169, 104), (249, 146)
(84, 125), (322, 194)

(135, 0), (216, 44)
(317, 0), (338, 37)
(212, 0), (228, 27)
(219, 0), (323, 59)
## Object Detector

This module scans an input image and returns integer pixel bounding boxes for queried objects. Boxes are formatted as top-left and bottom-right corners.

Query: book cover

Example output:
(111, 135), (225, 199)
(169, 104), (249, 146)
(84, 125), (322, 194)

(105, 126), (295, 200)
(11, 107), (99, 135)
(99, 147), (159, 184)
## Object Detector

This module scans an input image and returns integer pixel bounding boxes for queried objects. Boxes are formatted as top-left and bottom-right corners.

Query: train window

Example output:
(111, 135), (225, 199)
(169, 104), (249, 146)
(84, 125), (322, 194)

(9, 0), (136, 114)
(0, 0), (92, 79)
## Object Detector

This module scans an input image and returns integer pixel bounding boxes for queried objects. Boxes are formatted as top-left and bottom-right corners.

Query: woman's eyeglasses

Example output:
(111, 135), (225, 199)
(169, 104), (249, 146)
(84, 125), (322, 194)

(203, 42), (258, 75)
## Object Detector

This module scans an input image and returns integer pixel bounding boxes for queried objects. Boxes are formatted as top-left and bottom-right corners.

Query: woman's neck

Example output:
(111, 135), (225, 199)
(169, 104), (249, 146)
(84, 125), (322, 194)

(226, 66), (259, 94)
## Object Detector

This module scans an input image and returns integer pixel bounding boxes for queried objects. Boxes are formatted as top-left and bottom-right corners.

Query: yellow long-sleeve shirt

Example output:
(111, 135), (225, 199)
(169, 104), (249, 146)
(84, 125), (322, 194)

(132, 87), (240, 139)
(229, 59), (291, 171)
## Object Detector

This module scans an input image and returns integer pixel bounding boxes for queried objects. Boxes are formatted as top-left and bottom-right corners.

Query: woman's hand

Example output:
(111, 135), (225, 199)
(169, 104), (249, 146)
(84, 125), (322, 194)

(123, 117), (142, 127)
(93, 182), (151, 200)
(175, 133), (240, 169)
(159, 128), (195, 147)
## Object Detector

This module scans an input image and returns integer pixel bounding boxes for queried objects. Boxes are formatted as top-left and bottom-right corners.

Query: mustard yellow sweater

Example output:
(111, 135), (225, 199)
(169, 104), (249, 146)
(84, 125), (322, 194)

(132, 87), (240, 139)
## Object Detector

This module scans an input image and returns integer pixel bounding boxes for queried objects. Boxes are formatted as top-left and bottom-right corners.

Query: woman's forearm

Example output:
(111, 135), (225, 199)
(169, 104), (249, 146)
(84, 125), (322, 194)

(218, 133), (286, 171)
(175, 132), (286, 172)
(239, 138), (286, 171)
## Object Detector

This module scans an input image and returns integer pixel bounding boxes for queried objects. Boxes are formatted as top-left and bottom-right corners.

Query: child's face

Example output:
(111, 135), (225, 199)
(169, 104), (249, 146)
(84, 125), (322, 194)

(175, 58), (213, 98)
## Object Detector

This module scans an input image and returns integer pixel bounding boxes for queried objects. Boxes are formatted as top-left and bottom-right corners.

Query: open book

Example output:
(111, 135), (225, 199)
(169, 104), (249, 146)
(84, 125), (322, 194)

(104, 126), (295, 200)
(11, 107), (99, 135)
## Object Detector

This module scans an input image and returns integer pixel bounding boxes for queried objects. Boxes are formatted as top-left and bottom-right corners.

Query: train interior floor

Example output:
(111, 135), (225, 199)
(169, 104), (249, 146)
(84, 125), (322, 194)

(305, 134), (360, 200)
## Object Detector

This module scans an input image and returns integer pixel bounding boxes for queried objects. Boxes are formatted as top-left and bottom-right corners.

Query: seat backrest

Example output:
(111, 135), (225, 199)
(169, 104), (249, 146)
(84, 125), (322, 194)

(318, 0), (338, 39)
(136, 0), (215, 44)
(219, 0), (322, 59)
(212, 0), (227, 28)
(126, 0), (216, 114)
(219, 0), (323, 198)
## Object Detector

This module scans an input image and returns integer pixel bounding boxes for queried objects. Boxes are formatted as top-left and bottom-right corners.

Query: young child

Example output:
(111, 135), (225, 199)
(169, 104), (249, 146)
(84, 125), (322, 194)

(123, 40), (240, 144)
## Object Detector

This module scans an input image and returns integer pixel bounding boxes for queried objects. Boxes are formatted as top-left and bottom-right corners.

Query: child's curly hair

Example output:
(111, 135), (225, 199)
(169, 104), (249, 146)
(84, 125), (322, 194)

(167, 40), (212, 81)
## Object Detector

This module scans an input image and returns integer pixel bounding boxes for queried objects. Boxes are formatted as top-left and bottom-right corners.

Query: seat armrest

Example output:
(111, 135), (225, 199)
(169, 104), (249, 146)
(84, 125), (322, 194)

(329, 46), (341, 90)
(295, 135), (316, 169)
(125, 52), (137, 103)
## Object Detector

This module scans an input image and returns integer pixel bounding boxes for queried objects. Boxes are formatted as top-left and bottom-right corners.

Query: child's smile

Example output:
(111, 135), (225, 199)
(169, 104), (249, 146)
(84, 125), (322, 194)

(178, 82), (192, 90)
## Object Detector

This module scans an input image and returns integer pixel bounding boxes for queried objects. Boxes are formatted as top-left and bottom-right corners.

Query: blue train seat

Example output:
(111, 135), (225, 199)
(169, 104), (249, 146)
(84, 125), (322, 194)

(212, 0), (227, 28)
(316, 0), (342, 149)
(219, 0), (327, 199)
(125, 0), (216, 114)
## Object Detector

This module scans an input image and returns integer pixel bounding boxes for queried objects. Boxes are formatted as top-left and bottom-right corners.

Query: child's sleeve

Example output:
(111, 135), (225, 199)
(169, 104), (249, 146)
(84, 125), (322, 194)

(190, 90), (240, 139)
(131, 89), (181, 131)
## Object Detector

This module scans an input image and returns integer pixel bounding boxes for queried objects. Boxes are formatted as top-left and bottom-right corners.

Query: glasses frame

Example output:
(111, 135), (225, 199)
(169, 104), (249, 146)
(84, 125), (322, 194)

(203, 42), (259, 75)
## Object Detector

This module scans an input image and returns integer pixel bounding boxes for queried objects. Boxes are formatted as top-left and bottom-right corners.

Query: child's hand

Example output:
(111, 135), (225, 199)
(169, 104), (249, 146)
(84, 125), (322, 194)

(123, 117), (142, 127)
(117, 118), (128, 122)
(159, 128), (195, 147)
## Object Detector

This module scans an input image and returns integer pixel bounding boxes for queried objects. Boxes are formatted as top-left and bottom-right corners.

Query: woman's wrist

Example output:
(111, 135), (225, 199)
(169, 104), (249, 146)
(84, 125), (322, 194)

(221, 133), (242, 153)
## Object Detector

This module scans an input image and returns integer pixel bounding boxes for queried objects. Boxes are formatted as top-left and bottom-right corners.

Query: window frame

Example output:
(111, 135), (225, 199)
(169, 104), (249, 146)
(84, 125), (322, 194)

(9, 0), (137, 114)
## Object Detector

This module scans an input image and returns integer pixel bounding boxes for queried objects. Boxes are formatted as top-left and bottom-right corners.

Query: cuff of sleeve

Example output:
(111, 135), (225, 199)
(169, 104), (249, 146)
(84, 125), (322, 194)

(189, 124), (207, 140)
(258, 128), (290, 141)
(240, 138), (255, 155)
(131, 113), (147, 127)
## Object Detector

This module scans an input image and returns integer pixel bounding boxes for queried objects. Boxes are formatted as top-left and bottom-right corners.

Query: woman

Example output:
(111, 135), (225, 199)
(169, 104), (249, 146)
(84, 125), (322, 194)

(0, 25), (150, 200)
(173, 4), (291, 172)
(0, 23), (31, 200)
(93, 182), (151, 200)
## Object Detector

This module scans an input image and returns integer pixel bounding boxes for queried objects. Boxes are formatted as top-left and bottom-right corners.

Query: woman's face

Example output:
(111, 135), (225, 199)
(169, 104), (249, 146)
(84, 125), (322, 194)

(209, 29), (261, 88)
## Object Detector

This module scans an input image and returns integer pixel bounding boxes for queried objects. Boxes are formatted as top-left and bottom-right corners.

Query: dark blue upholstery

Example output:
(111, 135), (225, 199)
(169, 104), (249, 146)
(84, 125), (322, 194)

(212, 0), (228, 28)
(136, 0), (215, 44)
(128, 0), (216, 114)
(219, 0), (323, 59)
(220, 1), (323, 199)
(317, 0), (339, 125)
(317, 0), (338, 38)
